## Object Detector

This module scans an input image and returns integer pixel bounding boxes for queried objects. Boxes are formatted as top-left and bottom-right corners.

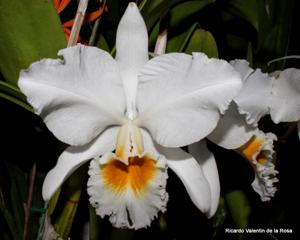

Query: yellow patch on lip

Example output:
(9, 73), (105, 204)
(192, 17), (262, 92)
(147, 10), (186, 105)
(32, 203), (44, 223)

(240, 137), (264, 161)
(101, 154), (156, 196)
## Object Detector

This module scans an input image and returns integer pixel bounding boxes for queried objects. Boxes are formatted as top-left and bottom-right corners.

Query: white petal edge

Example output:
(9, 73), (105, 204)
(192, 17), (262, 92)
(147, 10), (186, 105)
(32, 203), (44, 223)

(230, 59), (253, 81)
(137, 52), (242, 147)
(156, 145), (211, 214)
(115, 2), (148, 119)
(251, 131), (278, 201)
(87, 152), (168, 229)
(87, 130), (168, 229)
(298, 120), (300, 139)
(234, 68), (273, 126)
(188, 140), (220, 218)
(232, 61), (300, 125)
(141, 129), (212, 214)
(237, 130), (278, 201)
(19, 45), (125, 146)
(207, 103), (257, 149)
(42, 127), (119, 201)
(270, 68), (300, 123)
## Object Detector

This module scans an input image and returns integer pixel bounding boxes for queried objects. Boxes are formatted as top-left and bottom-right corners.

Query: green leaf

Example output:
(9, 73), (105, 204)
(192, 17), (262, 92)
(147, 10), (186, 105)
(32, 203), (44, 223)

(0, 81), (26, 101)
(140, 0), (182, 30)
(212, 197), (227, 239)
(111, 228), (135, 240)
(259, 1), (294, 58)
(0, 81), (32, 111)
(0, 92), (33, 112)
(0, 162), (27, 240)
(185, 28), (218, 58)
(149, 21), (160, 50)
(89, 206), (111, 240)
(52, 165), (87, 239)
(225, 33), (249, 54)
(167, 22), (199, 52)
(10, 182), (24, 238)
(6, 162), (28, 238)
(169, 0), (215, 28)
(225, 190), (251, 229)
(96, 34), (111, 53)
(247, 42), (253, 66)
(225, 0), (259, 30)
(158, 215), (167, 232)
(47, 189), (61, 216)
(0, 193), (22, 240)
(0, 0), (66, 86)
(254, 0), (294, 70)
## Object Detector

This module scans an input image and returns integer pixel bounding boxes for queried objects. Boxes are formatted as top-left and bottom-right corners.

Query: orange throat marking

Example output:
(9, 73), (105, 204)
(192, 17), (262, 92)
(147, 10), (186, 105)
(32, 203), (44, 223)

(240, 137), (264, 162)
(240, 137), (268, 169)
(101, 155), (157, 196)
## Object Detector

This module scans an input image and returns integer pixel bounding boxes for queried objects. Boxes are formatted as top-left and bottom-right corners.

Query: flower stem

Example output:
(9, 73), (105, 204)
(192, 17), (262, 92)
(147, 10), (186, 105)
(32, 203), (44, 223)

(67, 0), (89, 47)
(88, 0), (106, 46)
(154, 29), (168, 55)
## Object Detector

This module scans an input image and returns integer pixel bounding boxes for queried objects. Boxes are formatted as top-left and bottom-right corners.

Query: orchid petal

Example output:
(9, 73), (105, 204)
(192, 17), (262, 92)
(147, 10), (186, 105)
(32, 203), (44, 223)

(208, 104), (256, 149)
(188, 140), (220, 218)
(116, 2), (148, 118)
(233, 62), (300, 125)
(238, 130), (278, 201)
(140, 129), (211, 214)
(137, 53), (242, 147)
(234, 68), (273, 126)
(159, 146), (211, 214)
(230, 59), (253, 80)
(19, 45), (125, 146)
(269, 68), (300, 123)
(298, 120), (300, 139)
(87, 131), (168, 229)
(42, 127), (119, 201)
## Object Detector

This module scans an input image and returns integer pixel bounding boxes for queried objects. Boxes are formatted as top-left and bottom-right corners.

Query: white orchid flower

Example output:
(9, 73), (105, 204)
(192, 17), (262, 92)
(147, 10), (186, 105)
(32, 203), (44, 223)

(18, 3), (242, 229)
(152, 26), (278, 202)
(194, 61), (283, 202)
(211, 60), (284, 201)
(215, 59), (299, 200)
(196, 87), (279, 202)
(205, 101), (278, 201)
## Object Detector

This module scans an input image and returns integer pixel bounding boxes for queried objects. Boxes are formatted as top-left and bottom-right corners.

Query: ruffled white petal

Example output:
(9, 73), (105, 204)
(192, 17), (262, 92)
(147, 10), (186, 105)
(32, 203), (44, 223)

(159, 146), (211, 214)
(42, 127), (119, 201)
(251, 165), (278, 202)
(116, 2), (148, 119)
(238, 130), (278, 201)
(18, 45), (125, 146)
(298, 120), (300, 139)
(208, 103), (257, 149)
(137, 52), (242, 147)
(233, 67), (273, 126)
(87, 150), (168, 229)
(232, 60), (300, 125)
(269, 68), (300, 123)
(188, 140), (220, 218)
(230, 59), (253, 81)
